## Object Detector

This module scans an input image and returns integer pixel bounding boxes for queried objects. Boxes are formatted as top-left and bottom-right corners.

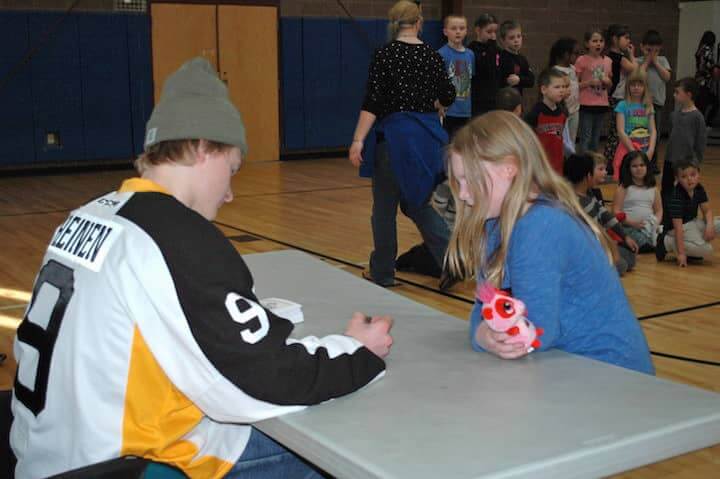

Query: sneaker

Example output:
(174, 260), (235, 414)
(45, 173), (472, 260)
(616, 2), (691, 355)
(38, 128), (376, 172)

(362, 270), (400, 288)
(655, 231), (667, 261)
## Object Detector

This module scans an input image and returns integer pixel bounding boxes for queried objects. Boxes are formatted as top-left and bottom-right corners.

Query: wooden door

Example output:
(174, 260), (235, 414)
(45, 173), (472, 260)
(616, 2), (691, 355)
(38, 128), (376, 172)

(150, 3), (217, 103)
(218, 5), (279, 162)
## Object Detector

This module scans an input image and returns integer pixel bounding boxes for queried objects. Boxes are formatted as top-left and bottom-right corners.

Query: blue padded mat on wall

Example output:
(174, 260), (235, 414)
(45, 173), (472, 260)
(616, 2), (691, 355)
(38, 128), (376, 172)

(78, 13), (133, 160)
(29, 12), (85, 163)
(280, 17), (304, 150)
(127, 13), (153, 156)
(0, 12), (34, 166)
(302, 18), (342, 149)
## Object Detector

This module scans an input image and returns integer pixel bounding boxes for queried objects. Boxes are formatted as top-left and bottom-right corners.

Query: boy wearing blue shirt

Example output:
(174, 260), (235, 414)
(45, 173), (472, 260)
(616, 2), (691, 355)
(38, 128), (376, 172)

(438, 15), (475, 139)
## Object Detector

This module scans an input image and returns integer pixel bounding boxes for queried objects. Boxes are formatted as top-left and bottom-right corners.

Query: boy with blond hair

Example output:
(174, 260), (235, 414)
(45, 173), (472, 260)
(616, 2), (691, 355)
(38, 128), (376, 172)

(439, 14), (475, 138)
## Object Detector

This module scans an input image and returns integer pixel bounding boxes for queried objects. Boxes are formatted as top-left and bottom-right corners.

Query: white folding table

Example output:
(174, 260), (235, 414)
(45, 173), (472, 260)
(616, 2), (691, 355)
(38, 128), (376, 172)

(245, 250), (720, 479)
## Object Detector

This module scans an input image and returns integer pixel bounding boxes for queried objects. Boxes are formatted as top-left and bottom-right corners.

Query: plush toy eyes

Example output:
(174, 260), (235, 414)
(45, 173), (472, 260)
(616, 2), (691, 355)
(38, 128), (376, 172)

(495, 299), (515, 318)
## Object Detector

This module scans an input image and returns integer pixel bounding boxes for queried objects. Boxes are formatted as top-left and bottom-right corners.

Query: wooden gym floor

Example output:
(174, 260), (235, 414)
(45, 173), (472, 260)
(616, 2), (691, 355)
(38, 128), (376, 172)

(1, 143), (719, 477)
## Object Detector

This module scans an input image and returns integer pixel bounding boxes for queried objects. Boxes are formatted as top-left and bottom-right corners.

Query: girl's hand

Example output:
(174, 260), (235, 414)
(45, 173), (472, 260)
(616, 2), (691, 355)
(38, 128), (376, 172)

(677, 254), (688, 267)
(625, 236), (639, 253)
(626, 219), (645, 229)
(704, 226), (716, 242)
(507, 74), (520, 86)
(433, 100), (447, 119)
(647, 148), (655, 160)
(626, 42), (635, 58)
(589, 78), (602, 87)
(475, 322), (530, 359)
(349, 141), (364, 167)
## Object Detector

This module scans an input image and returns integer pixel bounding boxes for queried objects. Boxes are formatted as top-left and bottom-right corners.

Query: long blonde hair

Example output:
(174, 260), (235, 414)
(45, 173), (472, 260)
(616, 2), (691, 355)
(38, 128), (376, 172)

(446, 111), (616, 286)
(624, 69), (654, 113)
(387, 1), (421, 40)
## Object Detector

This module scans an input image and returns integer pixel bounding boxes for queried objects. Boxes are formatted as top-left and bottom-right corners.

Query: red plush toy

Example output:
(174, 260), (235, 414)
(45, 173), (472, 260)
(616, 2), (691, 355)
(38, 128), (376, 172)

(476, 283), (543, 351)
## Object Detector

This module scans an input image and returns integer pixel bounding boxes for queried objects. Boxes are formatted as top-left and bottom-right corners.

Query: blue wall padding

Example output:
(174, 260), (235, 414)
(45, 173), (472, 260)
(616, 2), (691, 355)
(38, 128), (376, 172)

(29, 12), (85, 163)
(338, 18), (377, 147)
(280, 17), (444, 152)
(127, 13), (153, 156)
(0, 11), (442, 165)
(302, 18), (343, 149)
(78, 13), (133, 160)
(0, 12), (35, 166)
(0, 10), (153, 167)
(422, 21), (445, 49)
(280, 17), (304, 150)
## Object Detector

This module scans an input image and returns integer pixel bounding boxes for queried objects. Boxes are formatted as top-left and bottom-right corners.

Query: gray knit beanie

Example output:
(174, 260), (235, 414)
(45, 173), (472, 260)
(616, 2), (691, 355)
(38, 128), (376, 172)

(144, 57), (248, 156)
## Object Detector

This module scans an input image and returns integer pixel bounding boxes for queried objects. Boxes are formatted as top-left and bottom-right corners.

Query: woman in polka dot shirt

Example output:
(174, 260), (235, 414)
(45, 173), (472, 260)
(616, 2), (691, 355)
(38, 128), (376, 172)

(349, 0), (455, 288)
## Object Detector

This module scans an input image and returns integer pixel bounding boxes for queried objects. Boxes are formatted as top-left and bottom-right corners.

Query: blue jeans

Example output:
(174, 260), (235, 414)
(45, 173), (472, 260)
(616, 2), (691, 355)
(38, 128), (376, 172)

(578, 108), (607, 153)
(369, 143), (450, 285)
(224, 428), (326, 479)
(142, 428), (323, 479)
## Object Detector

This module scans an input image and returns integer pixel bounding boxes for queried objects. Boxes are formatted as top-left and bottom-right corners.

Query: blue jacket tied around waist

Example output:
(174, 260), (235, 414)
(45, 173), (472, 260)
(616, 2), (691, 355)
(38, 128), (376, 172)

(360, 112), (449, 210)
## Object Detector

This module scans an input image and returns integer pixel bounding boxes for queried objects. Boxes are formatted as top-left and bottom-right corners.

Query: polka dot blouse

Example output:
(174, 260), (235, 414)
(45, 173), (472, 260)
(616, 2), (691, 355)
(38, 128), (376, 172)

(362, 41), (456, 119)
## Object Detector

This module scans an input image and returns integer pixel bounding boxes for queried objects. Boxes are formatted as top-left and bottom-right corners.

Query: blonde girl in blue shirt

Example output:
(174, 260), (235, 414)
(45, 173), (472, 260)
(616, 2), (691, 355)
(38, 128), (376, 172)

(445, 111), (654, 374)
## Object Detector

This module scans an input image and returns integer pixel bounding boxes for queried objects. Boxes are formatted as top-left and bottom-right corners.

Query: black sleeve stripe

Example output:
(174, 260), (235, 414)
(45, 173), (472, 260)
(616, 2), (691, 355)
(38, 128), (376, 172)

(118, 193), (384, 405)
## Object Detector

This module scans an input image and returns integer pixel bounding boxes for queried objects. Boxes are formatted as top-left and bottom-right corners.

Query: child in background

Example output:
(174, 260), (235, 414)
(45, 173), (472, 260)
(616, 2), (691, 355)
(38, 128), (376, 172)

(439, 15), (475, 139)
(468, 13), (500, 115)
(662, 78), (707, 197)
(587, 151), (609, 204)
(565, 153), (639, 275)
(576, 29), (612, 153)
(550, 37), (581, 143)
(495, 86), (523, 115)
(525, 68), (568, 173)
(612, 69), (656, 180)
(497, 20), (535, 96)
(613, 151), (663, 251)
(605, 24), (638, 169)
(657, 158), (720, 266)
(637, 30), (672, 168)
(446, 112), (653, 374)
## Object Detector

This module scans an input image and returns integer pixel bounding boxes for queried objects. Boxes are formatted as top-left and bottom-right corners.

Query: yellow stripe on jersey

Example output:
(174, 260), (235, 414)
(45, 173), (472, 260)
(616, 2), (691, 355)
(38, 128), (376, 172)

(122, 327), (233, 479)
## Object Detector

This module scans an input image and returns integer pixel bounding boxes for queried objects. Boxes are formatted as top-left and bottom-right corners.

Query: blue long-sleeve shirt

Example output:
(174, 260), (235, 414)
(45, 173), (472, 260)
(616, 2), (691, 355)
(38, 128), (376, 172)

(469, 200), (654, 375)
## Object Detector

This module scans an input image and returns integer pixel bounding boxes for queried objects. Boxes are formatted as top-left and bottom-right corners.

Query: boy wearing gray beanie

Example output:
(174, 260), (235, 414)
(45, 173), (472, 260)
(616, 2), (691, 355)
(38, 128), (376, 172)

(11, 58), (393, 479)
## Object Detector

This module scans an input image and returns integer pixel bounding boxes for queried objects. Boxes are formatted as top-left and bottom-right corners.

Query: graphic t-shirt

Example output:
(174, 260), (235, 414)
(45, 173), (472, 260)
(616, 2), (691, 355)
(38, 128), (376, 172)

(438, 44), (475, 118)
(575, 55), (612, 106)
(615, 100), (651, 152)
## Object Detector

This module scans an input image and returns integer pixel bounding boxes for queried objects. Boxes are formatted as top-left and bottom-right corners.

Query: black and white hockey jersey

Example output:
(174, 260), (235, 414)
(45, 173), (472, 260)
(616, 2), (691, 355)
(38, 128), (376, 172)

(11, 178), (385, 479)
